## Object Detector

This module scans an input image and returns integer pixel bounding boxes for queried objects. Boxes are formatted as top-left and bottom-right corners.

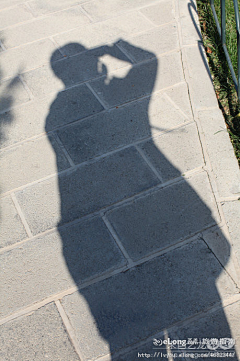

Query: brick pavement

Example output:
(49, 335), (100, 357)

(0, 0), (240, 360)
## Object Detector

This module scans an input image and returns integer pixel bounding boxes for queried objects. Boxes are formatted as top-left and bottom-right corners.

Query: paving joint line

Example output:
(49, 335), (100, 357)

(79, 3), (94, 23)
(0, 4), (91, 30)
(0, 1), (27, 14)
(0, 145), (205, 209)
(10, 192), (33, 238)
(1, 181), (215, 255)
(0, 231), (226, 327)
(18, 74), (34, 100)
(176, 0), (240, 294)
(52, 132), (76, 167)
(55, 300), (83, 361)
(101, 214), (133, 267)
(174, 0), (225, 224)
(201, 233), (240, 292)
(115, 41), (136, 64)
(48, 36), (66, 57)
(163, 91), (190, 120)
(0, 265), (128, 326)
(16, 46), (180, 85)
(82, 0), (167, 26)
(24, 1), (38, 18)
(86, 82), (109, 109)
(135, 144), (164, 183)
(0, 82), (192, 153)
(106, 294), (240, 361)
(0, 9), (157, 53)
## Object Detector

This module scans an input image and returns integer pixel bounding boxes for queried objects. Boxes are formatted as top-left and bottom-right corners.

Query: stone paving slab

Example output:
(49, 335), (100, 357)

(107, 172), (219, 261)
(82, 0), (161, 21)
(138, 122), (204, 182)
(0, 6), (90, 49)
(61, 240), (238, 360)
(53, 12), (154, 56)
(90, 52), (184, 108)
(0, 0), (25, 10)
(0, 303), (80, 361)
(0, 4), (33, 30)
(0, 84), (104, 149)
(28, 0), (89, 16)
(222, 201), (240, 268)
(117, 300), (240, 361)
(15, 147), (160, 235)
(179, 0), (202, 46)
(0, 217), (125, 317)
(22, 45), (131, 98)
(171, 300), (240, 360)
(118, 23), (179, 62)
(202, 226), (240, 286)
(0, 0), (240, 359)
(198, 109), (240, 197)
(183, 44), (217, 110)
(164, 82), (193, 118)
(140, 0), (175, 26)
(0, 135), (70, 193)
(0, 77), (30, 113)
(0, 39), (62, 80)
(0, 196), (27, 248)
(56, 92), (188, 164)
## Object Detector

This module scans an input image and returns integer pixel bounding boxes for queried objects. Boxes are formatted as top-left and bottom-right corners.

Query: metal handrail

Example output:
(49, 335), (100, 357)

(210, 0), (240, 101)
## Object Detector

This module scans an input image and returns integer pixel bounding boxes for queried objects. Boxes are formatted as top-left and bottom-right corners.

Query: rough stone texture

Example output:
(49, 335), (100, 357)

(0, 7), (90, 49)
(0, 4), (33, 30)
(179, 0), (202, 46)
(171, 300), (240, 361)
(22, 45), (131, 98)
(202, 225), (240, 288)
(118, 23), (179, 62)
(198, 109), (240, 197)
(0, 77), (30, 113)
(138, 123), (204, 181)
(222, 201), (240, 269)
(0, 84), (104, 149)
(140, 0), (175, 25)
(164, 82), (193, 118)
(56, 92), (188, 164)
(183, 44), (217, 110)
(0, 303), (80, 361)
(61, 240), (237, 360)
(90, 52), (184, 108)
(117, 340), (185, 361)
(15, 147), (160, 235)
(118, 301), (240, 361)
(0, 0), (26, 10)
(107, 172), (219, 261)
(0, 217), (125, 317)
(0, 135), (70, 193)
(0, 39), (62, 80)
(82, 0), (161, 21)
(1, 0), (240, 358)
(53, 12), (154, 56)
(28, 0), (89, 15)
(0, 196), (27, 248)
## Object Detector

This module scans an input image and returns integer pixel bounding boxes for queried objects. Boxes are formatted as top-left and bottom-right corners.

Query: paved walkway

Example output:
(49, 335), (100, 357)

(0, 0), (240, 360)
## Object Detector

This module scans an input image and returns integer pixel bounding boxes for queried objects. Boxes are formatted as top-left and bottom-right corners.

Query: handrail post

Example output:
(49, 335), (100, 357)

(233, 0), (240, 100)
(221, 0), (226, 45)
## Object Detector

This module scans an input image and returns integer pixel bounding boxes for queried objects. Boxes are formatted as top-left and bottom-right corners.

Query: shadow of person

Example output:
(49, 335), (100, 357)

(45, 42), (238, 360)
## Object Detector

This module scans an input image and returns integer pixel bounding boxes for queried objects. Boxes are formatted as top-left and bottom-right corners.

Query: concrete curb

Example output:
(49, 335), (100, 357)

(178, 0), (240, 272)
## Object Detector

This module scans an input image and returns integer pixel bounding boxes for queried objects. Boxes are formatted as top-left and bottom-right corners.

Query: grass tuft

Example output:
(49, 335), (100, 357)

(196, 0), (240, 165)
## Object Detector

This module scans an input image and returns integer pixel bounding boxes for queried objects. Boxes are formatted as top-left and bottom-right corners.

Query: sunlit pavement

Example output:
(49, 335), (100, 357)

(0, 0), (240, 360)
